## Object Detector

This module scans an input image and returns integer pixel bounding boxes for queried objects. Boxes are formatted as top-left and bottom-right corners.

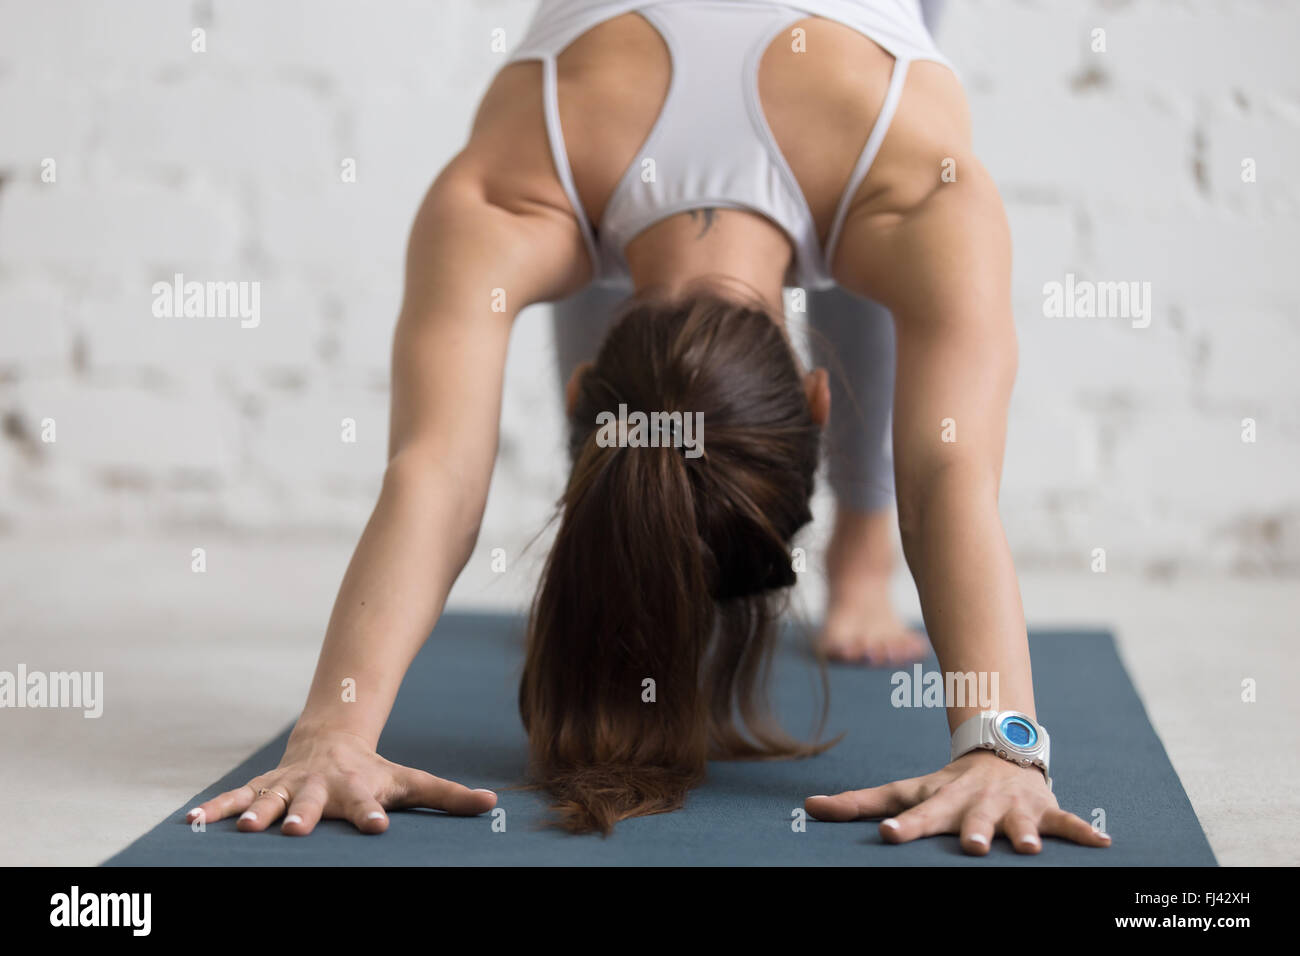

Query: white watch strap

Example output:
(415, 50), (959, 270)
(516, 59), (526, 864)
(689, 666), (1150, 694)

(950, 712), (991, 763)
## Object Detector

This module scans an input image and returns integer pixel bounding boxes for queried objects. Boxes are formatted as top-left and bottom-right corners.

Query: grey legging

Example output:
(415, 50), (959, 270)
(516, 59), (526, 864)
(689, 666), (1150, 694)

(550, 0), (946, 514)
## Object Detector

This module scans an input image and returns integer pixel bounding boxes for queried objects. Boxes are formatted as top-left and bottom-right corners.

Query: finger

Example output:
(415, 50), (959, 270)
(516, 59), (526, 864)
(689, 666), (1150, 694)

(880, 785), (965, 843)
(340, 779), (389, 834)
(805, 778), (927, 822)
(393, 768), (497, 816)
(959, 809), (999, 856)
(1040, 808), (1112, 848)
(1001, 809), (1042, 854)
(281, 776), (328, 836)
(238, 783), (292, 832)
(186, 783), (257, 825)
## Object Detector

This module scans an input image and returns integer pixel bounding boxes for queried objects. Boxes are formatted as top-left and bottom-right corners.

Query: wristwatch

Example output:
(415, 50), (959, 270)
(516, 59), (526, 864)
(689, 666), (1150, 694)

(950, 710), (1052, 791)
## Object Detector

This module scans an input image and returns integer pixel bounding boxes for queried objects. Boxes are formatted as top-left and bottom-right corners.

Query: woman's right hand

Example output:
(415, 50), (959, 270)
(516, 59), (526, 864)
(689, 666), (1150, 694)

(185, 728), (497, 836)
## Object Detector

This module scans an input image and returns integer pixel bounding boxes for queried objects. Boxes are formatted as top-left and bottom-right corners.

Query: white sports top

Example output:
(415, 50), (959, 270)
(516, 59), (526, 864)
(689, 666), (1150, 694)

(507, 0), (953, 291)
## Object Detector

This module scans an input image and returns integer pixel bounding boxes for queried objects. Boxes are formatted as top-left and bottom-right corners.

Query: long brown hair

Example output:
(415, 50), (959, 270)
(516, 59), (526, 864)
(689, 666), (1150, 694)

(519, 290), (835, 835)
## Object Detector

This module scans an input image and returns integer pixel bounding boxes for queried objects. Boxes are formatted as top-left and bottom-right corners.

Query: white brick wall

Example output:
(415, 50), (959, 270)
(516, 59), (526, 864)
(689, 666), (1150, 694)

(0, 0), (1297, 579)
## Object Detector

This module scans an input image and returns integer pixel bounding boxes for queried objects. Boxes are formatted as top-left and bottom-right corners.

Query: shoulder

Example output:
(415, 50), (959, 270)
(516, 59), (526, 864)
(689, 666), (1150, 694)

(829, 62), (1011, 317)
(404, 62), (595, 310)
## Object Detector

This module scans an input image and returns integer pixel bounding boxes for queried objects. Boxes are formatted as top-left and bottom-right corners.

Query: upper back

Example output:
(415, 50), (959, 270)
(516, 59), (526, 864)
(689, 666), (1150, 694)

(457, 5), (971, 293)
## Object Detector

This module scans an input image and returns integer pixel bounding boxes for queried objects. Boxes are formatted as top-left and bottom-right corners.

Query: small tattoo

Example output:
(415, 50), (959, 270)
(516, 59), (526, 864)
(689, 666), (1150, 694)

(688, 207), (717, 238)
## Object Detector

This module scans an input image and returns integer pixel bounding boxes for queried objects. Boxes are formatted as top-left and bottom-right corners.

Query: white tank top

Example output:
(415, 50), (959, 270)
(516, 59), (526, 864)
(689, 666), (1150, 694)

(508, 0), (953, 291)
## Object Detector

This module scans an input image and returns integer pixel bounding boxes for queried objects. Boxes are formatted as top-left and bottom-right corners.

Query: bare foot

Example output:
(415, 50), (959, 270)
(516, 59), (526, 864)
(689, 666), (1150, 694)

(819, 572), (930, 665)
(817, 506), (930, 667)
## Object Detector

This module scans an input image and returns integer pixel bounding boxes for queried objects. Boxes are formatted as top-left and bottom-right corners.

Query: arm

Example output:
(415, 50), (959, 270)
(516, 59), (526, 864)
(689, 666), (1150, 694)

(853, 159), (1028, 736)
(296, 59), (591, 748)
(807, 68), (1108, 853)
(189, 142), (589, 835)
(294, 161), (585, 748)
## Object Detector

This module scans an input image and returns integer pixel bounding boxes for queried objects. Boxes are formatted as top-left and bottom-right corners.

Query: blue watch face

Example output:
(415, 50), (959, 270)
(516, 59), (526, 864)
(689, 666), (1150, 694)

(999, 715), (1037, 749)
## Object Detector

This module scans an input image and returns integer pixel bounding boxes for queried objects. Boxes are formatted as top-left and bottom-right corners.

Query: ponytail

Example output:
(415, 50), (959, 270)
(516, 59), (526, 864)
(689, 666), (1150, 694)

(520, 292), (834, 835)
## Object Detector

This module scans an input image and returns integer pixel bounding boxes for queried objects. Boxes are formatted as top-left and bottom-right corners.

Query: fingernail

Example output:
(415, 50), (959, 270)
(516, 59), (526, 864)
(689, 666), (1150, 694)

(968, 833), (988, 845)
(186, 807), (202, 819)
(366, 811), (385, 821)
(1020, 836), (1040, 849)
(808, 795), (828, 800)
(283, 814), (302, 825)
(1099, 832), (1112, 842)
(881, 818), (900, 830)
(239, 811), (258, 822)
(471, 788), (496, 795)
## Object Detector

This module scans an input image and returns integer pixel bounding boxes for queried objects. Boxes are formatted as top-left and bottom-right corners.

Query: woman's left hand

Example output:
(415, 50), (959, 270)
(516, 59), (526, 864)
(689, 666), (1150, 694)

(804, 749), (1112, 855)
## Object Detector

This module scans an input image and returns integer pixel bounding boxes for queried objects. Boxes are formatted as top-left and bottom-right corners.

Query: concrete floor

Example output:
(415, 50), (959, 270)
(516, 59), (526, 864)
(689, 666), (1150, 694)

(1, 530), (1296, 866)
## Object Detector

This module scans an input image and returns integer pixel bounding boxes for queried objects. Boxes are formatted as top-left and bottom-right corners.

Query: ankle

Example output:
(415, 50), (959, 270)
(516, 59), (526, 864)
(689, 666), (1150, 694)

(827, 515), (896, 577)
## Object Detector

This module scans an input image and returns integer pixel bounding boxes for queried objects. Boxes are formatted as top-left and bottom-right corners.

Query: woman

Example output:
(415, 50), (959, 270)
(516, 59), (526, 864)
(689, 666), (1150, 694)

(187, 0), (1112, 854)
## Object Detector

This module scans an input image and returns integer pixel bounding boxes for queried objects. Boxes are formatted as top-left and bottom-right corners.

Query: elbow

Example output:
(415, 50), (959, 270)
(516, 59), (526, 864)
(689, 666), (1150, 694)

(381, 447), (486, 566)
(896, 475), (937, 564)
(896, 459), (1003, 557)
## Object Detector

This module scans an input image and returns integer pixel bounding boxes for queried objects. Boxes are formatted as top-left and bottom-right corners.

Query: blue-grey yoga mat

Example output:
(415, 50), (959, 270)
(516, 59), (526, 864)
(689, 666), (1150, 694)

(104, 612), (1215, 866)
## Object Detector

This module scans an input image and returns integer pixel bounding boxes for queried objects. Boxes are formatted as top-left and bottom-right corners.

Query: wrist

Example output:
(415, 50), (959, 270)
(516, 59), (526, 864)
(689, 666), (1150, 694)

(947, 703), (1036, 735)
(950, 709), (1052, 791)
(288, 720), (379, 753)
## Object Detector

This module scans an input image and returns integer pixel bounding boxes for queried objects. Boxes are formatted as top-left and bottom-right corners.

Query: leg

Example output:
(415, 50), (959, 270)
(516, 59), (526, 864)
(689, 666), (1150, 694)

(552, 282), (629, 394)
(919, 0), (948, 33)
(804, 285), (928, 665)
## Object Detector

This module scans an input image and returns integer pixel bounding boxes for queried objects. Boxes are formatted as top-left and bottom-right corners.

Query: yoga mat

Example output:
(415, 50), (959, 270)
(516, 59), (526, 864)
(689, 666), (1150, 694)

(104, 612), (1215, 866)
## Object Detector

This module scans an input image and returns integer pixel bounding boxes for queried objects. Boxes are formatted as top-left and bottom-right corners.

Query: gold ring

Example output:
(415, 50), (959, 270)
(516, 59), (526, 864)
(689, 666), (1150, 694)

(257, 787), (290, 805)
